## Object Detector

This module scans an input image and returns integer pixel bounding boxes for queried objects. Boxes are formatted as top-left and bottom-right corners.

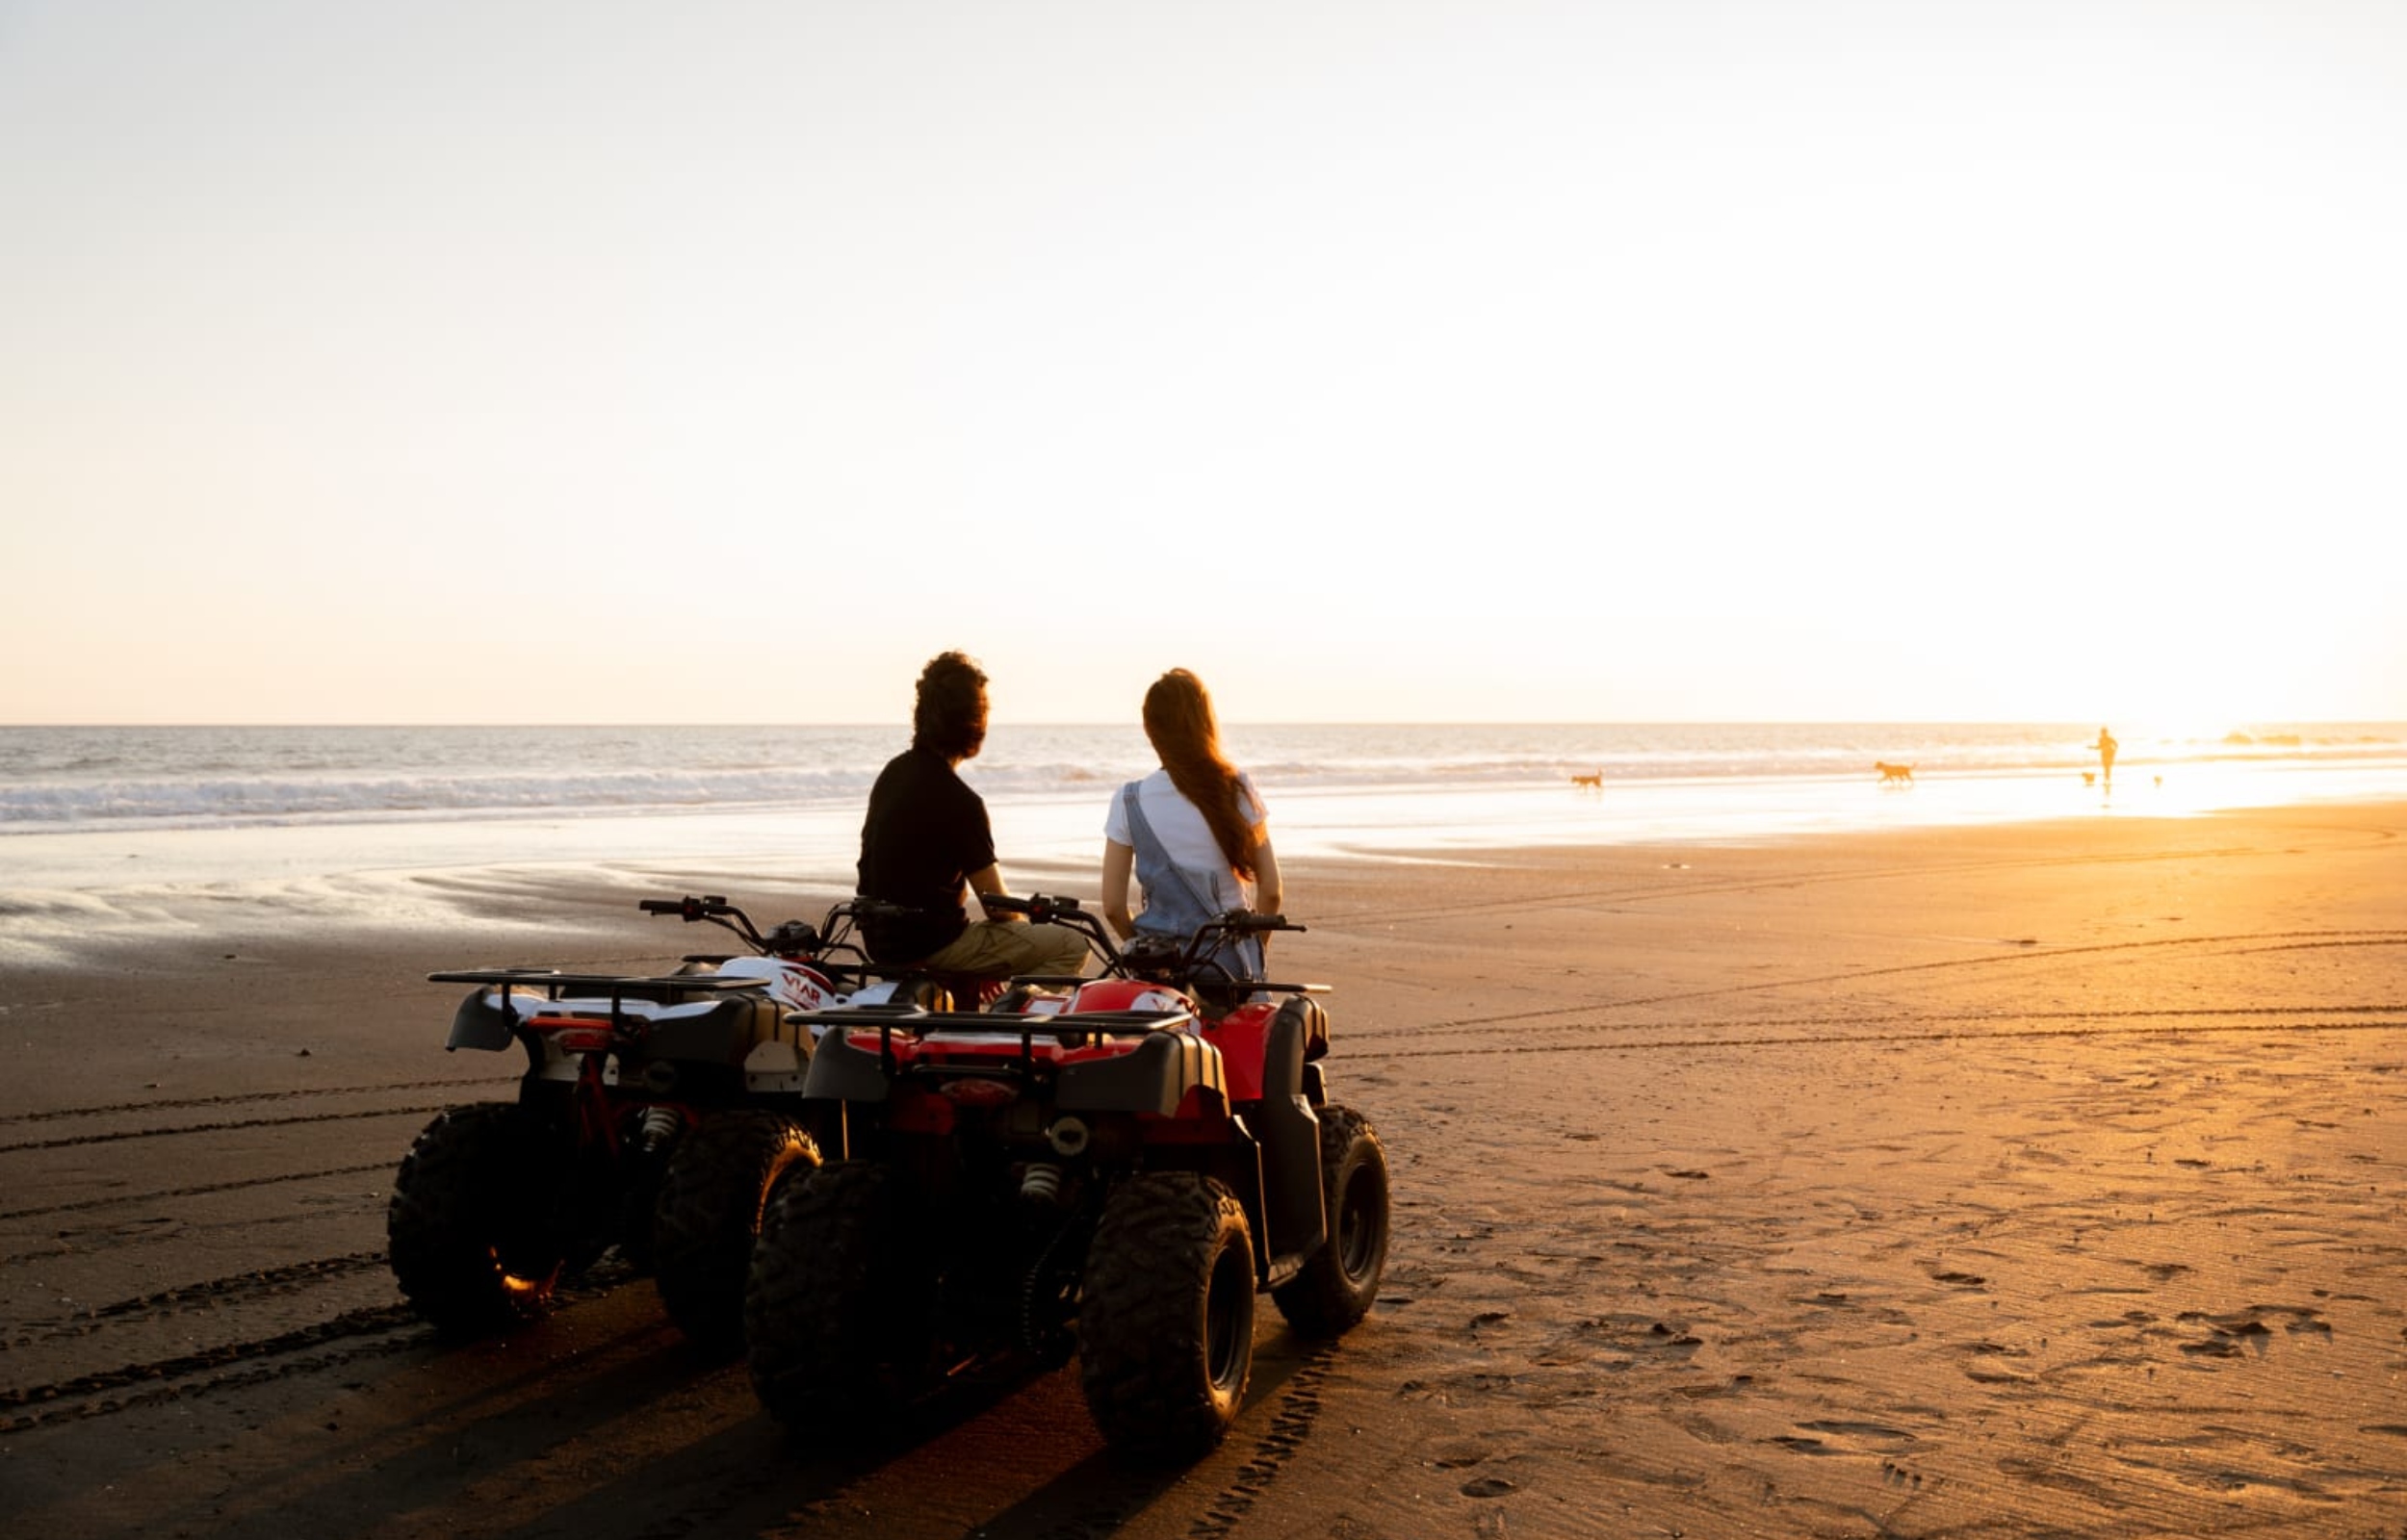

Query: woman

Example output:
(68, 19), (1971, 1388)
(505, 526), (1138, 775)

(1102, 669), (1282, 981)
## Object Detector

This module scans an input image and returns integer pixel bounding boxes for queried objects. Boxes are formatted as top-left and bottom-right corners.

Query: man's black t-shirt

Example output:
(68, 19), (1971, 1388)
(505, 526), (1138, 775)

(856, 746), (996, 963)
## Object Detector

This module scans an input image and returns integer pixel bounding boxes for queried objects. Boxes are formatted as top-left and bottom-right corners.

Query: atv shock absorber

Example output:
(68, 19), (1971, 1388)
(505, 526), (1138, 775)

(1021, 1161), (1065, 1206)
(635, 1106), (683, 1152)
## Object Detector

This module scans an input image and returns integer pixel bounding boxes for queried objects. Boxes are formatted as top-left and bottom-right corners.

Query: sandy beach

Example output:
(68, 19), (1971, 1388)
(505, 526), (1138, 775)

(3, 802), (2401, 1538)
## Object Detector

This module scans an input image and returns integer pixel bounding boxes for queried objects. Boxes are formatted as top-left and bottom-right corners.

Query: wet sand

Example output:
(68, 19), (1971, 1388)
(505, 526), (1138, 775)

(3, 803), (2403, 1537)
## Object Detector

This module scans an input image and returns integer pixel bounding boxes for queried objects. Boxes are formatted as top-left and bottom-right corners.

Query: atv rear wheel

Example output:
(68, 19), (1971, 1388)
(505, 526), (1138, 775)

(652, 1111), (820, 1355)
(1077, 1171), (1255, 1463)
(743, 1161), (925, 1434)
(1270, 1104), (1390, 1337)
(388, 1103), (569, 1336)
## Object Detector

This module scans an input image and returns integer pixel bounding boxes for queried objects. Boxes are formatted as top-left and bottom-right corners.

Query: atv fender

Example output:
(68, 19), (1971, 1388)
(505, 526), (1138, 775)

(1255, 996), (1327, 1263)
(742, 1039), (808, 1094)
(1057, 1030), (1227, 1116)
(801, 1025), (894, 1104)
(646, 997), (801, 1067)
(447, 990), (524, 1053)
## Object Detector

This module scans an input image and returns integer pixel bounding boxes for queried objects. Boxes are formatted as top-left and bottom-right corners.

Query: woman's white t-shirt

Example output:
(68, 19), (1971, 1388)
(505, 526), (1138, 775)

(1104, 768), (1265, 906)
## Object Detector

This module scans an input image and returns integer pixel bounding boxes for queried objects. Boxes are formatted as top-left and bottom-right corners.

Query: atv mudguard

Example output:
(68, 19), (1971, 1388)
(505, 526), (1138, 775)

(446, 990), (524, 1052)
(1057, 1031), (1226, 1116)
(1253, 995), (1327, 1265)
(645, 998), (805, 1067)
(799, 1020), (900, 1103)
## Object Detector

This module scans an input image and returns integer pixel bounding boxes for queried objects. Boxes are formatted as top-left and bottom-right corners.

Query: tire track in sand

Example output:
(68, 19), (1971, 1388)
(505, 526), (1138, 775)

(2, 1250), (391, 1348)
(1186, 1350), (1334, 1539)
(0, 1076), (513, 1130)
(0, 1161), (396, 1223)
(0, 1102), (456, 1154)
(0, 1260), (641, 1434)
(1341, 928), (2407, 1040)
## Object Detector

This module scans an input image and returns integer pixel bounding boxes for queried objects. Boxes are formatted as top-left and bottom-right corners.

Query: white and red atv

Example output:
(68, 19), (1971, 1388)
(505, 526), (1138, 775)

(387, 895), (873, 1351)
(743, 896), (1391, 1463)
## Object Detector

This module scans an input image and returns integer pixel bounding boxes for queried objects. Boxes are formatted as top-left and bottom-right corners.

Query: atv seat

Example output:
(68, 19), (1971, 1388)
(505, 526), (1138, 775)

(884, 970), (1005, 1013)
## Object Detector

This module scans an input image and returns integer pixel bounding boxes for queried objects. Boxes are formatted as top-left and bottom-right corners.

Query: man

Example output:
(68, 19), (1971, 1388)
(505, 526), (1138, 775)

(856, 651), (1090, 983)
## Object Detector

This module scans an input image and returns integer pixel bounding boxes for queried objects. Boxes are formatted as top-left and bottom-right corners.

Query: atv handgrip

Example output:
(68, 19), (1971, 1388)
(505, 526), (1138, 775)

(976, 891), (1085, 918)
(1214, 910), (1304, 934)
(640, 895), (732, 921)
(841, 897), (924, 919)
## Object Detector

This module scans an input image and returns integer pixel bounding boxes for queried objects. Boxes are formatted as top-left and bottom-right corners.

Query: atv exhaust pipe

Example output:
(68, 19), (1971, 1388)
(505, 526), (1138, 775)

(1046, 1116), (1090, 1158)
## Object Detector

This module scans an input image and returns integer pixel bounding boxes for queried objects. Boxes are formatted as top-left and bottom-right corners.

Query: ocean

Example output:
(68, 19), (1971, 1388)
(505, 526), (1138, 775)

(4, 722), (2403, 966)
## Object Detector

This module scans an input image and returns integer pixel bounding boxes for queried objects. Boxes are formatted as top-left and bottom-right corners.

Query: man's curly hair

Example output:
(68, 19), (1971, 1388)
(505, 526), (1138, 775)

(912, 651), (990, 760)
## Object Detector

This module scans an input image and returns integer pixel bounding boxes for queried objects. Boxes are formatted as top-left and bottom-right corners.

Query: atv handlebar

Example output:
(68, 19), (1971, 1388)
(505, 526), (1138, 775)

(975, 891), (1314, 990)
(637, 893), (842, 968)
(975, 891), (1302, 932)
(636, 889), (1320, 994)
(639, 894), (772, 952)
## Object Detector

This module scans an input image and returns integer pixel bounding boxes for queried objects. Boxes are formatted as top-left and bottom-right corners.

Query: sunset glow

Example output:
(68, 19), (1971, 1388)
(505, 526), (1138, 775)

(1, 2), (2400, 725)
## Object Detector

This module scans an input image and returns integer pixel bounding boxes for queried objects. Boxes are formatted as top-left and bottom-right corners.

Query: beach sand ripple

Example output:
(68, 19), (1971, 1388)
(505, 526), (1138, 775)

(1, 805), (2401, 1537)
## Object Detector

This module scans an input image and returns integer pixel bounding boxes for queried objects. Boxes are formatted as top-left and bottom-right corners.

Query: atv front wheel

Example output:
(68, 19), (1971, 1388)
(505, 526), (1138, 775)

(743, 1162), (926, 1433)
(652, 1111), (820, 1355)
(387, 1103), (570, 1336)
(1270, 1104), (1390, 1337)
(1077, 1171), (1255, 1463)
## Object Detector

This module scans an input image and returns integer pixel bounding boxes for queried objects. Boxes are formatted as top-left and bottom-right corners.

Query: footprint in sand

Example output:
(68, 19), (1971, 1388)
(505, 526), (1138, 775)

(2177, 1304), (2331, 1357)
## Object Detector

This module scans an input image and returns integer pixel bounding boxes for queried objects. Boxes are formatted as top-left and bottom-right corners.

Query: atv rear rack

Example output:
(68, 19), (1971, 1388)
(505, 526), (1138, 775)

(788, 1005), (1195, 1080)
(432, 968), (773, 992)
(1013, 974), (1332, 996)
(430, 968), (768, 1030)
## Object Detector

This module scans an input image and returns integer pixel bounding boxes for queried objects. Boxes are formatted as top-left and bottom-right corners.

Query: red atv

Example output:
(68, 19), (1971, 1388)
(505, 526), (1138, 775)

(388, 895), (881, 1350)
(742, 895), (1391, 1463)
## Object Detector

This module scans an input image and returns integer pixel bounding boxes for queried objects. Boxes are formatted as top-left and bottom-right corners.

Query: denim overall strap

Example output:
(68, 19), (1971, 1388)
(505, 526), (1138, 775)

(1123, 781), (1261, 980)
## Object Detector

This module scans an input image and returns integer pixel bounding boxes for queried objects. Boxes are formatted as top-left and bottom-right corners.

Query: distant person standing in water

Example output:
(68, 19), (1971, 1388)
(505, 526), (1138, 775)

(1101, 669), (1281, 983)
(2093, 726), (2118, 786)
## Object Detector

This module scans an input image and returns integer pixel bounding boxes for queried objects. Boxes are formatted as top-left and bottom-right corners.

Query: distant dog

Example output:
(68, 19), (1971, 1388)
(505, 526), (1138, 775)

(1570, 771), (1603, 790)
(1876, 761), (1914, 784)
(2083, 771), (2097, 786)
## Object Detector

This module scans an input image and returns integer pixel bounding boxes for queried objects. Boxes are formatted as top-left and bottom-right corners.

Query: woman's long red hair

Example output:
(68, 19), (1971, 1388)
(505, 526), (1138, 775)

(1142, 669), (1255, 880)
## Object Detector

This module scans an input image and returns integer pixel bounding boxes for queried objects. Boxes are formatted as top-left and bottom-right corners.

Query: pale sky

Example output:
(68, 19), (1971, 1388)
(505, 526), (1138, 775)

(2, 1), (2401, 726)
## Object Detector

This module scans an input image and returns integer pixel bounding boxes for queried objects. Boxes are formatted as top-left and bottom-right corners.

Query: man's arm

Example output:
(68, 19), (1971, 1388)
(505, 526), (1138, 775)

(964, 863), (1023, 922)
